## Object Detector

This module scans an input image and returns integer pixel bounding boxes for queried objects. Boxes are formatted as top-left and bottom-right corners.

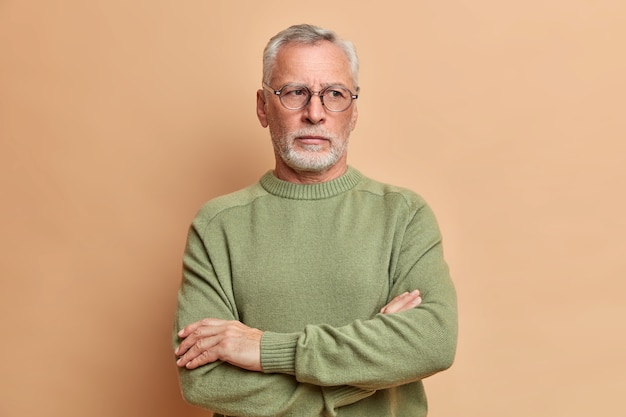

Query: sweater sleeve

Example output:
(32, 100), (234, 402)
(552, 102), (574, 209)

(260, 202), (458, 390)
(173, 222), (376, 416)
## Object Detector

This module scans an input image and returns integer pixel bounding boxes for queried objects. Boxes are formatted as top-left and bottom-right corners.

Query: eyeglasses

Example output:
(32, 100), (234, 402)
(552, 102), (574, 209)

(262, 82), (359, 112)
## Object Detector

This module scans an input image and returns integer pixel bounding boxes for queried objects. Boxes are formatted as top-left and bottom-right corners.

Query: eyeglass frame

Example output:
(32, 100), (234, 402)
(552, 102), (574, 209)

(262, 82), (359, 112)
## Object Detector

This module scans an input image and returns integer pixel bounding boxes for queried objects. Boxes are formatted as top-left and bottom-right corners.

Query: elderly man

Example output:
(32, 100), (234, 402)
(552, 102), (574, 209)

(173, 24), (457, 417)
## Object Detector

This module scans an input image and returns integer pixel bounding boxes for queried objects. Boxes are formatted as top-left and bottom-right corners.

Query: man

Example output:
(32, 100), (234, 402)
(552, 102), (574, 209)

(173, 24), (457, 417)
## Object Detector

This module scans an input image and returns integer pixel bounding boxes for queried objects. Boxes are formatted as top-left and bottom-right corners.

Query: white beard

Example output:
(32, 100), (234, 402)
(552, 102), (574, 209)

(272, 128), (349, 172)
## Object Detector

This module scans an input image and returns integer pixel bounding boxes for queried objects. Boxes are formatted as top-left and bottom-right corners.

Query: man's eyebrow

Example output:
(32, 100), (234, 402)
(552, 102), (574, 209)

(304, 82), (352, 90)
(276, 81), (353, 92)
(282, 81), (349, 87)
(321, 82), (350, 89)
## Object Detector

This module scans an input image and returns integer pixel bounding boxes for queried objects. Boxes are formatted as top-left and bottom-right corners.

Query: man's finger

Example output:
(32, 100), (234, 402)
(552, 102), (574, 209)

(178, 317), (222, 338)
(175, 319), (227, 356)
(380, 291), (409, 314)
(380, 290), (421, 314)
(176, 329), (223, 368)
(177, 341), (221, 369)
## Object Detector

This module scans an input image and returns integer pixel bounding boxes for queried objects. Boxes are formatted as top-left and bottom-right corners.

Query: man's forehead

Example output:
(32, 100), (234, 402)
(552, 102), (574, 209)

(272, 41), (352, 85)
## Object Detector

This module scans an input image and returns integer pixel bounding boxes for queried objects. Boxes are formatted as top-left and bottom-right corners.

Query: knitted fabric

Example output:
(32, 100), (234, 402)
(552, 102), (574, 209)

(174, 166), (457, 417)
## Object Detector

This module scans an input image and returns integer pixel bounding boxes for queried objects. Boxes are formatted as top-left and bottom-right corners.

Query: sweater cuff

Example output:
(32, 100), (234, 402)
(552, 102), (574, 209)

(324, 385), (376, 408)
(260, 331), (300, 374)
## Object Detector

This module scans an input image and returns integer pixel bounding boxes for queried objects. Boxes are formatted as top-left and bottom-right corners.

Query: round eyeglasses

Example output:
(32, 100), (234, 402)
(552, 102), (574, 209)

(262, 82), (359, 112)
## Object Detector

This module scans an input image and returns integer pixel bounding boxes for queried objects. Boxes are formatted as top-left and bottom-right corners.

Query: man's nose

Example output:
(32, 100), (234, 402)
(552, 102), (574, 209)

(302, 94), (326, 124)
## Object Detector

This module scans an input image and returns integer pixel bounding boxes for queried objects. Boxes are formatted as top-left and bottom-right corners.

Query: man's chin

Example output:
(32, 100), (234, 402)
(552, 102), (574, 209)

(279, 142), (348, 172)
(284, 157), (336, 173)
(286, 162), (332, 173)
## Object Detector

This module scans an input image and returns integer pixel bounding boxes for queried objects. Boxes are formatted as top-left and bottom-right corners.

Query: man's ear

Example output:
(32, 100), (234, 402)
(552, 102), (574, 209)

(350, 104), (358, 131)
(256, 90), (269, 128)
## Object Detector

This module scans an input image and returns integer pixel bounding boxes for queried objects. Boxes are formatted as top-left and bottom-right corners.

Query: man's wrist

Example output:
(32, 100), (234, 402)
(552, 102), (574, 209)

(260, 331), (300, 374)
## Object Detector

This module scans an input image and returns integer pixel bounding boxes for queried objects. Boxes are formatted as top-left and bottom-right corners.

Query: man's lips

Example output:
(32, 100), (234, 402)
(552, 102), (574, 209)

(296, 136), (329, 145)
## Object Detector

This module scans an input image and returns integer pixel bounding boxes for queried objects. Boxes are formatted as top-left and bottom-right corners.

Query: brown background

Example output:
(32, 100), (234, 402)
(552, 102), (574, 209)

(1, 1), (625, 416)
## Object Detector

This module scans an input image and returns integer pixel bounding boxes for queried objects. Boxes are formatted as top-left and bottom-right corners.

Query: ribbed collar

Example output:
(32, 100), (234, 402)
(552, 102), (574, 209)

(259, 166), (363, 200)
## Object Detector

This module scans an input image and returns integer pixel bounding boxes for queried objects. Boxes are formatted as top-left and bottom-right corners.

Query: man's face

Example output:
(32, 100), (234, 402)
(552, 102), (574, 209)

(256, 41), (359, 175)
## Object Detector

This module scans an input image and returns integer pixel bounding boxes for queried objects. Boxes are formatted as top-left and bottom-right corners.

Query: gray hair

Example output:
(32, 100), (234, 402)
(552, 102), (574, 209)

(262, 24), (359, 88)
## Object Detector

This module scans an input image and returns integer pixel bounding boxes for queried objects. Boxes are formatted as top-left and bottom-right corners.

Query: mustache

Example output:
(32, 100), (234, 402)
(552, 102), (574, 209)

(288, 128), (336, 140)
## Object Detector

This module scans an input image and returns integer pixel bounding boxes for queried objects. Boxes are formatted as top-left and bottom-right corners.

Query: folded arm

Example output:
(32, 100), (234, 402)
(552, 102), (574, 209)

(260, 204), (457, 390)
(175, 290), (422, 370)
(174, 223), (391, 415)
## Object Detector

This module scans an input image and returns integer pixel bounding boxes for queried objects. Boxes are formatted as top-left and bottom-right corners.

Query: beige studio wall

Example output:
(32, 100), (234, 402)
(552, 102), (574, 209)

(1, 1), (624, 416)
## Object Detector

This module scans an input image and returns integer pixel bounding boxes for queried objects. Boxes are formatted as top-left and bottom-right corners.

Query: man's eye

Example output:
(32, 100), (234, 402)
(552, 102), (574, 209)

(284, 88), (307, 96)
(326, 89), (346, 98)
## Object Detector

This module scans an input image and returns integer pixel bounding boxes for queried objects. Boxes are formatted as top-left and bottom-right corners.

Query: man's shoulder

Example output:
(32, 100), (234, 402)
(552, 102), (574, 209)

(356, 174), (427, 208)
(194, 181), (266, 223)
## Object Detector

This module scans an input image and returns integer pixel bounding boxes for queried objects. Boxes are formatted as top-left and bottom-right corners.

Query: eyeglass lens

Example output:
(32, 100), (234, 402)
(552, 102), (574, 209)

(280, 85), (353, 112)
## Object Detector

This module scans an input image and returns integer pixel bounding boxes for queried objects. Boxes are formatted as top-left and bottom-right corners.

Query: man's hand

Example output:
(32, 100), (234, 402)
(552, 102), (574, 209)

(175, 318), (263, 371)
(379, 290), (422, 314)
(175, 290), (421, 371)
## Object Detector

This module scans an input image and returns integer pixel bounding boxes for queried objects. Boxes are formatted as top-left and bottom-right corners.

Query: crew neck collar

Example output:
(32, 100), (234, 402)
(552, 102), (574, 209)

(259, 166), (362, 200)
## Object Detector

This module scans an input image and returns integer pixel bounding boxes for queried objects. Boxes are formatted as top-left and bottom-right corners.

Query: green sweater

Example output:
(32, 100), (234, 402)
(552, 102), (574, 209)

(174, 167), (457, 417)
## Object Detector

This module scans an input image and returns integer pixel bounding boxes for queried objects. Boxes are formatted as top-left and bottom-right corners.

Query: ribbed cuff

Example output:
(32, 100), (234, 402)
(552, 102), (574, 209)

(324, 385), (377, 408)
(260, 331), (300, 374)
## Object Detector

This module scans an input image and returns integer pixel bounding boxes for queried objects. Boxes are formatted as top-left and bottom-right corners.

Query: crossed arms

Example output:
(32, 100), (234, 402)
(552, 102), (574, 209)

(175, 290), (423, 371)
